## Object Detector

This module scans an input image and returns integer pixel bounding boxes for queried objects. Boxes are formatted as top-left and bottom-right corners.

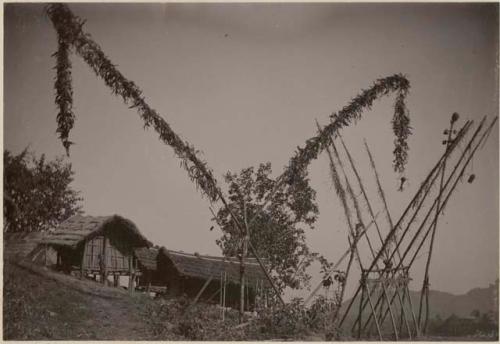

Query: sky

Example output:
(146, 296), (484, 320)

(3, 3), (499, 299)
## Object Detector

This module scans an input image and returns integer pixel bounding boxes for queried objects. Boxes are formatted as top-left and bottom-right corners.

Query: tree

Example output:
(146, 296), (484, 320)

(3, 148), (83, 232)
(214, 162), (329, 293)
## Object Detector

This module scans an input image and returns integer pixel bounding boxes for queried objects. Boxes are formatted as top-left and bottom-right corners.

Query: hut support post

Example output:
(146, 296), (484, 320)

(101, 236), (108, 285)
(240, 200), (249, 323)
(222, 272), (227, 321)
(128, 255), (135, 292)
(357, 275), (365, 339)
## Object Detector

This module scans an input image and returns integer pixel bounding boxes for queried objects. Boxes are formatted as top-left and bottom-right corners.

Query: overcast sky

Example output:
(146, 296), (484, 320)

(4, 3), (498, 298)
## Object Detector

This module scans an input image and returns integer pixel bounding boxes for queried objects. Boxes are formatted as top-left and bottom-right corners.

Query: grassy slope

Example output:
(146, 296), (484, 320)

(3, 261), (160, 340)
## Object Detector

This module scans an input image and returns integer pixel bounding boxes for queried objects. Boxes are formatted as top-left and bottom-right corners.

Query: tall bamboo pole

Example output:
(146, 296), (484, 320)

(418, 113), (457, 333)
(362, 119), (477, 332)
(365, 139), (419, 337)
(363, 117), (496, 333)
(328, 135), (398, 339)
(240, 200), (249, 323)
(328, 134), (401, 339)
(339, 135), (411, 338)
(340, 120), (472, 329)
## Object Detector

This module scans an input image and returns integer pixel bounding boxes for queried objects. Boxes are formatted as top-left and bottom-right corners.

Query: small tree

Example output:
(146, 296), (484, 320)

(214, 162), (329, 293)
(4, 148), (83, 232)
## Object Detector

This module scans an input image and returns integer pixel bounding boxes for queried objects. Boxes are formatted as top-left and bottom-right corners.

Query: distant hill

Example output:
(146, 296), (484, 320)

(340, 281), (499, 327)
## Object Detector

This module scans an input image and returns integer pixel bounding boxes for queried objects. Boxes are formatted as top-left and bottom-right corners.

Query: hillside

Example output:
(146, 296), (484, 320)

(3, 260), (498, 340)
(3, 261), (162, 340)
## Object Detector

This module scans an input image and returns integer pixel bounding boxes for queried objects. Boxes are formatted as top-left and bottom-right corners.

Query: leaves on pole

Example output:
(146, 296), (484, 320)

(285, 74), (411, 188)
(46, 4), (220, 202)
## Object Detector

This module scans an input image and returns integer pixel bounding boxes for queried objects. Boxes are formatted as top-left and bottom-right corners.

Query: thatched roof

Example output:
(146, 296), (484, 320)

(134, 247), (159, 270)
(4, 231), (46, 261)
(40, 214), (151, 248)
(160, 248), (271, 287)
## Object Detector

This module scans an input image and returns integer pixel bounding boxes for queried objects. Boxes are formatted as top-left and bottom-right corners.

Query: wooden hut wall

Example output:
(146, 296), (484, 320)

(57, 245), (84, 273)
(81, 234), (134, 273)
(154, 252), (184, 296)
(148, 252), (258, 309)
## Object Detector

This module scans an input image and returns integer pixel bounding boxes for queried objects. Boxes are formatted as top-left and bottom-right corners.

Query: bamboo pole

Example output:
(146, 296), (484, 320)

(365, 139), (418, 337)
(240, 200), (249, 323)
(347, 235), (384, 341)
(339, 135), (410, 339)
(361, 120), (476, 333)
(363, 117), (496, 333)
(303, 215), (379, 305)
(339, 120), (472, 329)
(418, 114), (457, 332)
(220, 271), (223, 319)
(191, 275), (214, 306)
(339, 135), (390, 255)
(222, 271), (227, 321)
(357, 274), (366, 339)
(317, 122), (359, 325)
(327, 134), (399, 339)
(368, 121), (493, 333)
(407, 117), (498, 274)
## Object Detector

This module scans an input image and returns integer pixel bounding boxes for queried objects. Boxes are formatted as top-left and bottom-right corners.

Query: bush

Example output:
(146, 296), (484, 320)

(145, 295), (341, 340)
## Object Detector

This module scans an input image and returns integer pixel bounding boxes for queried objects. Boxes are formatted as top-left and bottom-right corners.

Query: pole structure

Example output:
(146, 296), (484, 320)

(363, 119), (478, 332)
(372, 118), (495, 333)
(326, 132), (399, 339)
(364, 139), (417, 338)
(363, 117), (497, 333)
(339, 135), (411, 338)
(340, 120), (472, 329)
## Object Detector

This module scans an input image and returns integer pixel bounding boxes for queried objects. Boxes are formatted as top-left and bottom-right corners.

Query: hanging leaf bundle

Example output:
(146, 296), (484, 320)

(46, 4), (220, 202)
(285, 74), (411, 187)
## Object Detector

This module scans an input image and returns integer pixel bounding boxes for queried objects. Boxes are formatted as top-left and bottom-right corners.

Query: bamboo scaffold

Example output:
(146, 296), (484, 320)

(335, 115), (497, 340)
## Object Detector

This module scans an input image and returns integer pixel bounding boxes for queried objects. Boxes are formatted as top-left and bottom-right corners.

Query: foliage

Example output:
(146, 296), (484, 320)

(285, 74), (411, 186)
(3, 148), (82, 232)
(145, 296), (247, 340)
(46, 3), (220, 202)
(214, 162), (329, 292)
(145, 295), (343, 340)
(426, 311), (498, 338)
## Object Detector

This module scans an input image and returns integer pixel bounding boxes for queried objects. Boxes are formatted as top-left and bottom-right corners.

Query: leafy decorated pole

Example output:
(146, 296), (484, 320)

(46, 3), (413, 306)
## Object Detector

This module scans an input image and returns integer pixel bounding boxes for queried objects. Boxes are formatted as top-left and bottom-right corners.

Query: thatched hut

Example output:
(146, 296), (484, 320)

(136, 247), (271, 309)
(38, 214), (151, 290)
(3, 231), (55, 264)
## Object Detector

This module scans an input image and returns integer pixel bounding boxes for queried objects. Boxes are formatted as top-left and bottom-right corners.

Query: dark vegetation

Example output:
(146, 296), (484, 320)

(214, 162), (332, 293)
(426, 312), (498, 339)
(4, 148), (82, 233)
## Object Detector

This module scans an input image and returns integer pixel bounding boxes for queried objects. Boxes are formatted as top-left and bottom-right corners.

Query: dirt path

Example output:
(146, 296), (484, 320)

(83, 294), (155, 340)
